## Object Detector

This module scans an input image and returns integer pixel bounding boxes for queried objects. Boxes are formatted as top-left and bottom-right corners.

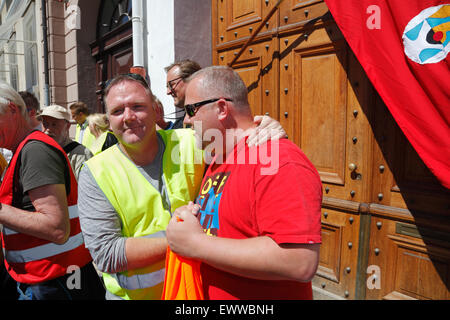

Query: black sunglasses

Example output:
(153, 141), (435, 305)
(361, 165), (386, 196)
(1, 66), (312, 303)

(184, 98), (233, 117)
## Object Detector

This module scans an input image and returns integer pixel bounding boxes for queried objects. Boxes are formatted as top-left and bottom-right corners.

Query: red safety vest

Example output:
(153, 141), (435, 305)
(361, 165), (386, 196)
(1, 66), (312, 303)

(0, 131), (92, 284)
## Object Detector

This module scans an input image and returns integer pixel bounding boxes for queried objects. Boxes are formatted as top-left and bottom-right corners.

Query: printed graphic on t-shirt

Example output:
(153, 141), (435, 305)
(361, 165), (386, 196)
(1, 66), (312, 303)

(196, 171), (230, 236)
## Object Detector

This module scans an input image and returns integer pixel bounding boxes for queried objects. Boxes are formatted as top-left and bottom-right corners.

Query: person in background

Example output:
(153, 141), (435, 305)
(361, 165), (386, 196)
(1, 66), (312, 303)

(40, 105), (93, 181)
(1, 93), (41, 299)
(1, 150), (16, 299)
(166, 66), (322, 300)
(163, 60), (202, 129)
(87, 113), (118, 155)
(153, 96), (170, 130)
(161, 61), (281, 136)
(19, 91), (42, 131)
(69, 102), (96, 152)
(0, 82), (104, 300)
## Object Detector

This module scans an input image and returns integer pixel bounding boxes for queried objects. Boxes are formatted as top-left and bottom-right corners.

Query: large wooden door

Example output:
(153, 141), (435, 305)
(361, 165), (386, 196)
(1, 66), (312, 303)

(365, 94), (450, 300)
(91, 21), (133, 113)
(212, 0), (450, 300)
(215, 0), (279, 118)
(217, 38), (279, 118)
(90, 0), (133, 113)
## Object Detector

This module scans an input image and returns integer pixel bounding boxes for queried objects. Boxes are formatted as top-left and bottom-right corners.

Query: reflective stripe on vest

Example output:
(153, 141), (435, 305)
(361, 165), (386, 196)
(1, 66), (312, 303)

(0, 131), (92, 284)
(113, 268), (166, 290)
(110, 231), (166, 290)
(4, 206), (83, 263)
(85, 129), (204, 299)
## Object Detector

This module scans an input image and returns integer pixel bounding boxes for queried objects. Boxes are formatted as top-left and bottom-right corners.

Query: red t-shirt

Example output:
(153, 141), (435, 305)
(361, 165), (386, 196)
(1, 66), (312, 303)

(196, 137), (322, 300)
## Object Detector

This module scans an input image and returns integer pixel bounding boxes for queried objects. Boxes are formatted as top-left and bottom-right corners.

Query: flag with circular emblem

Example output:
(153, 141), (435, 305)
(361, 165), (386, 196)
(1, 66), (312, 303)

(325, 0), (450, 189)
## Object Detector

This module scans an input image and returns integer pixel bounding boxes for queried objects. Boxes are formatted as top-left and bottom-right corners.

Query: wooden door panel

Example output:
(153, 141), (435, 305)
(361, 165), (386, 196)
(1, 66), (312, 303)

(277, 22), (370, 299)
(230, 0), (261, 24)
(91, 22), (133, 113)
(366, 216), (450, 300)
(295, 48), (347, 186)
(232, 47), (264, 117)
(370, 91), (450, 215)
(278, 24), (369, 203)
(111, 47), (133, 76)
(279, 0), (328, 30)
(278, 23), (345, 158)
(215, 0), (277, 45)
(217, 39), (278, 118)
(394, 246), (449, 300)
(319, 222), (342, 283)
(234, 59), (263, 116)
(93, 46), (133, 113)
(313, 207), (361, 299)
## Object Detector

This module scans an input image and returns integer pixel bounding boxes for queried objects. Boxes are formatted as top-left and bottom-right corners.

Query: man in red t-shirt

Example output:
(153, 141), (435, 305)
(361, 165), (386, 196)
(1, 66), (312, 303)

(166, 66), (322, 300)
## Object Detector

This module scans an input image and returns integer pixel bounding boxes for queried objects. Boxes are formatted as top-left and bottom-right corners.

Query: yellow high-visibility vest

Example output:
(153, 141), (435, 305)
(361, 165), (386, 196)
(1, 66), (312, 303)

(75, 121), (96, 152)
(90, 131), (116, 155)
(85, 129), (204, 300)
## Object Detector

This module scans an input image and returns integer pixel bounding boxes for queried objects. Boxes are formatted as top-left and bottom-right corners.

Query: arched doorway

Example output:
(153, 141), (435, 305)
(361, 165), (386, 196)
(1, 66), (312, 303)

(90, 0), (133, 113)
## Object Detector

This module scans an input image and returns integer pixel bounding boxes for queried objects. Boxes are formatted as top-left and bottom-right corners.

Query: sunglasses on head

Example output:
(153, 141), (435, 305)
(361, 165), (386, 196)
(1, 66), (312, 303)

(184, 98), (233, 117)
(104, 73), (149, 90)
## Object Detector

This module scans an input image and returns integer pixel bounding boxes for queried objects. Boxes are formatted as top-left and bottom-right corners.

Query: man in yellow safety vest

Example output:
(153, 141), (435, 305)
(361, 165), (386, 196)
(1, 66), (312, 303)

(69, 101), (96, 153)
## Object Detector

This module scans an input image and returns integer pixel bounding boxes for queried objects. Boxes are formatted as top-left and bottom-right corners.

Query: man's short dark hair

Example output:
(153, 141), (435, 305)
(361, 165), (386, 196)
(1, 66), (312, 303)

(69, 101), (89, 116)
(18, 91), (39, 112)
(103, 73), (152, 101)
(164, 59), (201, 79)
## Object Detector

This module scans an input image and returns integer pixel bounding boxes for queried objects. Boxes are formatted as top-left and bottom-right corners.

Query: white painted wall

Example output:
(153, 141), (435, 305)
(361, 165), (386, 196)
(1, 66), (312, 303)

(174, 0), (211, 67)
(145, 0), (176, 117)
(144, 0), (212, 120)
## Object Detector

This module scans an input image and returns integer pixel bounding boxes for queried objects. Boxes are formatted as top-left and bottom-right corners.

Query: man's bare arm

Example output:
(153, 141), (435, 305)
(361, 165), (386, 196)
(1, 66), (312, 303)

(0, 184), (70, 244)
(166, 205), (319, 282)
(125, 237), (168, 270)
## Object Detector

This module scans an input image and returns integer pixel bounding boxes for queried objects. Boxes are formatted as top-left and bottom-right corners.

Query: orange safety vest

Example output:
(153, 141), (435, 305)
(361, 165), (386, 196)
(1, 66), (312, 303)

(0, 131), (92, 284)
(161, 246), (204, 300)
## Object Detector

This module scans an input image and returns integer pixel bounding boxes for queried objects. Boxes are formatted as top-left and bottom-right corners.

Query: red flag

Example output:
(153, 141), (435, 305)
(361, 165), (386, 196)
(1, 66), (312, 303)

(324, 0), (450, 189)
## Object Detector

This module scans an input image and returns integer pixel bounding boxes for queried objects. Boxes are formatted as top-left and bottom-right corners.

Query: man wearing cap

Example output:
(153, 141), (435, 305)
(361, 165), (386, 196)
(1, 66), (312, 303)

(40, 105), (93, 180)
